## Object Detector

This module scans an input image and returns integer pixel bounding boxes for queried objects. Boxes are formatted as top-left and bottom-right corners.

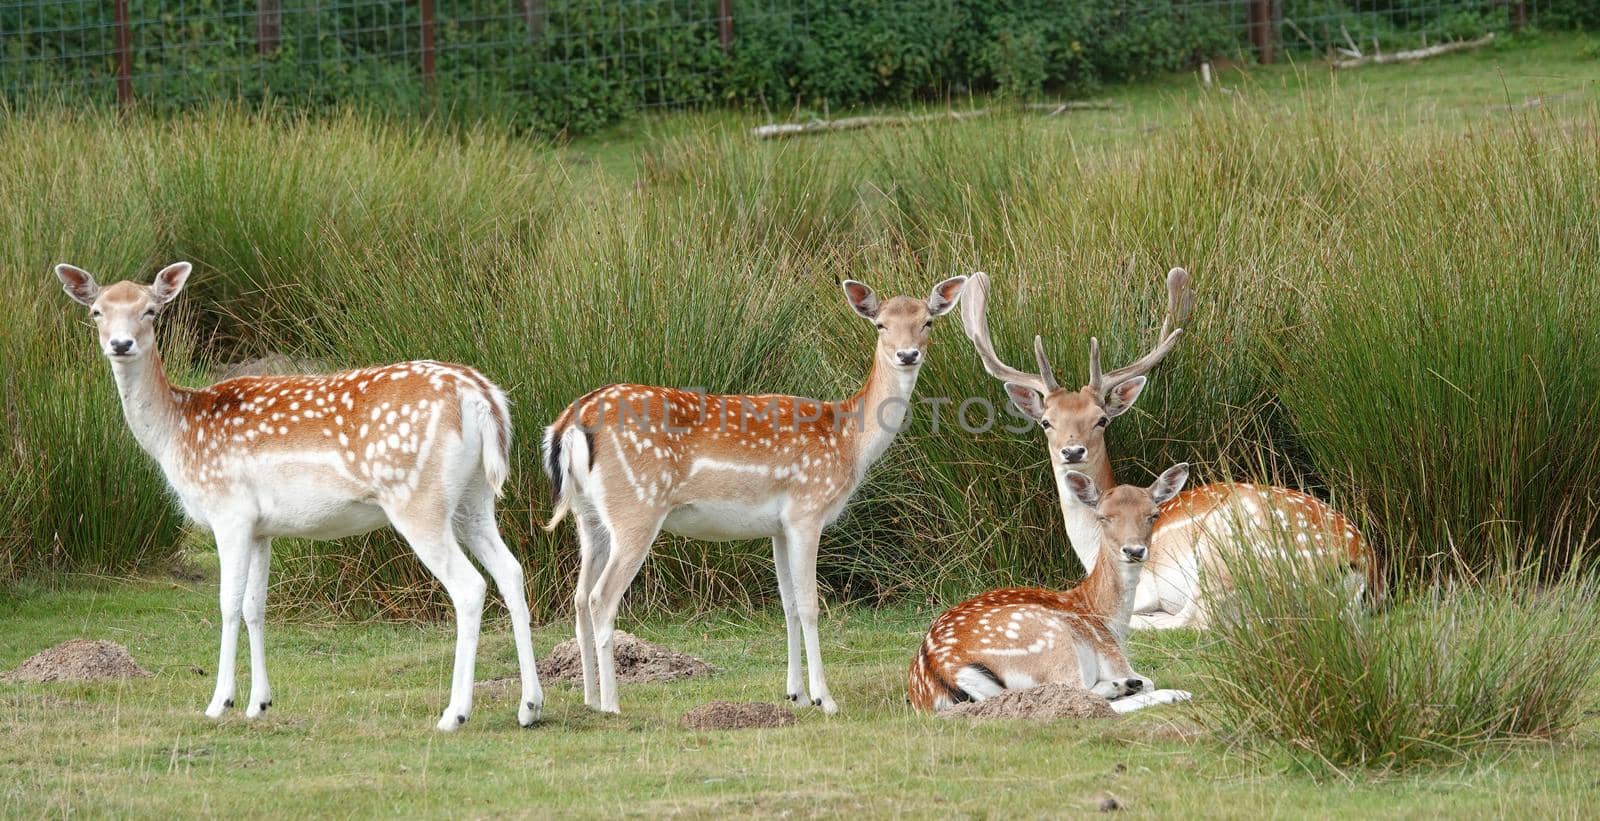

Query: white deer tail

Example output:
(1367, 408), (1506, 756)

(542, 421), (589, 532)
(465, 383), (512, 497)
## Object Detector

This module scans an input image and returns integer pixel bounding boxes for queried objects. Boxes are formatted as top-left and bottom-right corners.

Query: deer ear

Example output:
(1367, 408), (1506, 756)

(926, 276), (967, 317)
(842, 280), (880, 320)
(1004, 382), (1045, 422)
(1150, 462), (1190, 505)
(1064, 470), (1100, 508)
(149, 262), (192, 305)
(55, 264), (101, 306)
(1104, 376), (1147, 418)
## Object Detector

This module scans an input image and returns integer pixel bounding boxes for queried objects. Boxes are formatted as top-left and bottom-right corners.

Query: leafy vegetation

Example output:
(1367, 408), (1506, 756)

(0, 0), (1544, 135)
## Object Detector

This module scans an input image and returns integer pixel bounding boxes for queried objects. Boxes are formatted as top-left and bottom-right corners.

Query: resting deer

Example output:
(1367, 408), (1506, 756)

(908, 466), (1193, 713)
(961, 268), (1377, 629)
(55, 262), (542, 731)
(544, 276), (968, 714)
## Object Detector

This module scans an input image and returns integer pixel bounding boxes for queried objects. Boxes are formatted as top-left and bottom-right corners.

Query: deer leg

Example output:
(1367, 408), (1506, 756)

(770, 532), (805, 703)
(586, 512), (663, 714)
(572, 512), (611, 709)
(782, 519), (836, 714)
(390, 509), (487, 732)
(242, 537), (273, 718)
(206, 523), (252, 719)
(458, 490), (543, 728)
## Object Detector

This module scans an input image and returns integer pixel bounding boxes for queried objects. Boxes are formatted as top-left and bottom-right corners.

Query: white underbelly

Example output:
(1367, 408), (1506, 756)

(661, 498), (784, 542)
(255, 496), (390, 540)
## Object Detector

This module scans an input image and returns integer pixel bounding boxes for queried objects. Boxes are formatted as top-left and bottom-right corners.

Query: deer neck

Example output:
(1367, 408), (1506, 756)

(848, 351), (919, 479)
(1067, 543), (1140, 640)
(1054, 452), (1117, 574)
(108, 349), (184, 461)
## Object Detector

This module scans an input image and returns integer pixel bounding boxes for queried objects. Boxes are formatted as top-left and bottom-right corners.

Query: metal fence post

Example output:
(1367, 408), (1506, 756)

(258, 1), (282, 55)
(420, 0), (435, 94)
(113, 0), (133, 111)
(719, 0), (734, 54)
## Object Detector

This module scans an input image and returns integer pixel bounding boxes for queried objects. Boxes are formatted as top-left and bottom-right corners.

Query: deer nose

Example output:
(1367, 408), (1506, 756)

(1060, 445), (1087, 463)
(108, 338), (134, 356)
(896, 350), (921, 366)
(1122, 544), (1148, 562)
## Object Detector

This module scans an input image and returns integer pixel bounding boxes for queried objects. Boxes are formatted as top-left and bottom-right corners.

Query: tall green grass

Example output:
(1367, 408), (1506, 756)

(2, 92), (1596, 618)
(1194, 540), (1600, 772)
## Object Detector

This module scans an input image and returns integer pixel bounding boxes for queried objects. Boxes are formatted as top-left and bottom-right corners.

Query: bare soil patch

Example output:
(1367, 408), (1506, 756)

(939, 684), (1117, 720)
(681, 700), (797, 730)
(2, 640), (151, 683)
(536, 631), (714, 684)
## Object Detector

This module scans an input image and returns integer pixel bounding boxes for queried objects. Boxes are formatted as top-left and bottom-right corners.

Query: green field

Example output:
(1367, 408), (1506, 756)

(4, 32), (1600, 817)
(4, 576), (1600, 817)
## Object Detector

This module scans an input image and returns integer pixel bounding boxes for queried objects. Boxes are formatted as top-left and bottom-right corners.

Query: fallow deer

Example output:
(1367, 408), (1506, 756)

(908, 466), (1193, 713)
(961, 268), (1377, 629)
(543, 276), (968, 714)
(55, 262), (542, 731)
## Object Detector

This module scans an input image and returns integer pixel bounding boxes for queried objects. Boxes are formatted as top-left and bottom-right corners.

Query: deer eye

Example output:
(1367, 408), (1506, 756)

(922, 321), (933, 329)
(1096, 416), (1109, 428)
(1040, 420), (1052, 430)
(90, 309), (102, 319)
(1149, 513), (1160, 523)
(874, 323), (885, 331)
(143, 308), (157, 319)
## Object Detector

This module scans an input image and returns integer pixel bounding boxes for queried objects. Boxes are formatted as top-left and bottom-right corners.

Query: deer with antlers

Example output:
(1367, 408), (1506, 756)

(544, 276), (968, 714)
(55, 262), (542, 731)
(961, 267), (1376, 629)
(908, 465), (1193, 712)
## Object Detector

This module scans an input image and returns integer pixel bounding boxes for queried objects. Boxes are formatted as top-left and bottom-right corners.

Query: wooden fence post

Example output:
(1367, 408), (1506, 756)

(1249, 0), (1276, 65)
(719, 0), (733, 54)
(257, 0), (281, 54)
(420, 0), (435, 93)
(523, 0), (546, 42)
(1510, 2), (1528, 30)
(113, 0), (133, 111)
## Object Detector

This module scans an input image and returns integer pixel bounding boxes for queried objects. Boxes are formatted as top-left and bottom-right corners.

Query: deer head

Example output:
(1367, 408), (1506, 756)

(843, 276), (967, 371)
(1063, 463), (1190, 569)
(56, 262), (192, 361)
(962, 265), (1192, 472)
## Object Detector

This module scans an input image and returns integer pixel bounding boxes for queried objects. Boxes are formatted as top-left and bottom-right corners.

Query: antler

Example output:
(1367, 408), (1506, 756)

(960, 271), (1052, 393)
(1088, 266), (1194, 396)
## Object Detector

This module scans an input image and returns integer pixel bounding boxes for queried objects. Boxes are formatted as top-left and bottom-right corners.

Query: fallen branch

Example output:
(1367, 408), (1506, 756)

(750, 101), (1121, 139)
(1332, 32), (1495, 69)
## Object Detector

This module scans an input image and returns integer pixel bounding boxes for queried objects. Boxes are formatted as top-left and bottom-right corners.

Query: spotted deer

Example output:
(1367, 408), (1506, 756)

(543, 276), (968, 714)
(961, 268), (1377, 629)
(908, 466), (1193, 713)
(55, 262), (542, 731)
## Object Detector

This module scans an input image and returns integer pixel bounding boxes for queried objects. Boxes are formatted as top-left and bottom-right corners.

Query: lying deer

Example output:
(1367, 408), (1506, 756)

(55, 262), (542, 731)
(545, 276), (968, 714)
(961, 268), (1377, 629)
(909, 466), (1193, 713)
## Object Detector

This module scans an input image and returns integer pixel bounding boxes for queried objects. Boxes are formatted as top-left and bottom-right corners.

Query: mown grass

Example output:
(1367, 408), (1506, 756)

(4, 575), (1600, 816)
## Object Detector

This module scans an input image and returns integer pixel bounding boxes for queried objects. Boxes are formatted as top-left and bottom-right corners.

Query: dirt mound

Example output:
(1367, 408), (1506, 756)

(2, 640), (151, 683)
(939, 684), (1117, 721)
(537, 631), (714, 684)
(681, 700), (796, 730)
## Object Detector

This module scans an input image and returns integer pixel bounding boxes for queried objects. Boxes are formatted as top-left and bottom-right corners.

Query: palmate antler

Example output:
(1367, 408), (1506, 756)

(1087, 266), (1193, 397)
(960, 266), (1194, 396)
(960, 271), (1054, 393)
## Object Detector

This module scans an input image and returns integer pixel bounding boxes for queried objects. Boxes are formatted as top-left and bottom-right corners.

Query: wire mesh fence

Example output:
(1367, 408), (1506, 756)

(0, 1), (1542, 123)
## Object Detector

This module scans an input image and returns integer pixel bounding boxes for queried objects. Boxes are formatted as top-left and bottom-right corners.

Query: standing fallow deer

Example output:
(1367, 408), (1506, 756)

(55, 262), (542, 731)
(961, 268), (1377, 629)
(908, 466), (1194, 713)
(543, 276), (969, 714)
